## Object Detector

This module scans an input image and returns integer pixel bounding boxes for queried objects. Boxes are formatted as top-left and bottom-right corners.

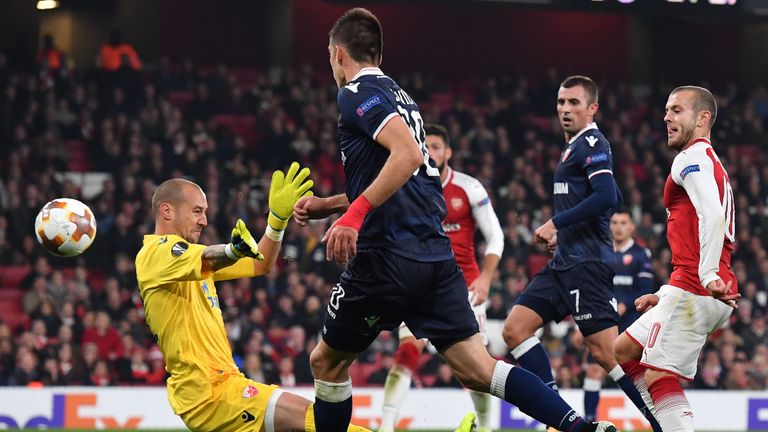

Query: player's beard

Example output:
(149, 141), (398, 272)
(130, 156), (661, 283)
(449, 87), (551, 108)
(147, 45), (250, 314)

(668, 120), (696, 151)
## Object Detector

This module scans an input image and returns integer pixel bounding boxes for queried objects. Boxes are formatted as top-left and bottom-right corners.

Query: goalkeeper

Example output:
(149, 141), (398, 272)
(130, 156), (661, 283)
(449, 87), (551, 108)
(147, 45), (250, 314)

(136, 163), (368, 432)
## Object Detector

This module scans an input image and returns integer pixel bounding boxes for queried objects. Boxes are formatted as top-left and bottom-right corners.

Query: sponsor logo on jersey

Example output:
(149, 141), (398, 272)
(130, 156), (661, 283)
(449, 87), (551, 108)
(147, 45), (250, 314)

(365, 315), (381, 327)
(554, 182), (569, 195)
(242, 385), (258, 399)
(574, 313), (593, 321)
(585, 152), (609, 164)
(442, 223), (461, 233)
(345, 82), (360, 93)
(356, 95), (382, 117)
(623, 253), (634, 265)
(613, 275), (634, 286)
(609, 298), (618, 312)
(680, 164), (700, 179)
(477, 197), (490, 207)
(158, 237), (167, 244)
(171, 241), (188, 257)
(586, 136), (598, 147)
(451, 197), (464, 210)
(241, 411), (256, 423)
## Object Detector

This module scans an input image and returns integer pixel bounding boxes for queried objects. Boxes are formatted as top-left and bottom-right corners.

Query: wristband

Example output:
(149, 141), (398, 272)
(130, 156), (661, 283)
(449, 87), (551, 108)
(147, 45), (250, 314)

(336, 195), (373, 232)
(265, 225), (284, 242)
(224, 243), (241, 260)
(268, 209), (290, 231)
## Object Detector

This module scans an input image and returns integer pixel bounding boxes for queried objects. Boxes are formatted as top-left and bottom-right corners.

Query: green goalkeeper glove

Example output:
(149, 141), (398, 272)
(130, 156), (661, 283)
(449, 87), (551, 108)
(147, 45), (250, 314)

(225, 219), (264, 261)
(268, 161), (314, 232)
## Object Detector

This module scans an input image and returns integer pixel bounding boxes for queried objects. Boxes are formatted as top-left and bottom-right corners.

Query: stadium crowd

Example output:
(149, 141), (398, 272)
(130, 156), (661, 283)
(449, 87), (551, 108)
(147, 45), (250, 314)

(0, 42), (767, 391)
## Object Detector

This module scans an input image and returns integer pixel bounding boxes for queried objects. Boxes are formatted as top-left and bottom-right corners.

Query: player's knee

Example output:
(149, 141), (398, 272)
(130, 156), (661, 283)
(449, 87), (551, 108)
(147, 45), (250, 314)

(502, 322), (527, 348)
(309, 347), (340, 379)
(394, 341), (421, 372)
(452, 366), (488, 392)
(613, 334), (638, 364)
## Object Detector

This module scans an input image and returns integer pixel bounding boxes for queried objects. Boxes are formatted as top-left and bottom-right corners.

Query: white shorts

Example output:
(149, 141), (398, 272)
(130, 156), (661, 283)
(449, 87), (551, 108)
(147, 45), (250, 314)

(625, 285), (732, 380)
(398, 293), (488, 345)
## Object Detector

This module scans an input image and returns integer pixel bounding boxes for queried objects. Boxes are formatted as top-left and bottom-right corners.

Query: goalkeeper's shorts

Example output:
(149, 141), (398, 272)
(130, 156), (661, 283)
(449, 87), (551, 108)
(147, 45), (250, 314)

(181, 376), (282, 432)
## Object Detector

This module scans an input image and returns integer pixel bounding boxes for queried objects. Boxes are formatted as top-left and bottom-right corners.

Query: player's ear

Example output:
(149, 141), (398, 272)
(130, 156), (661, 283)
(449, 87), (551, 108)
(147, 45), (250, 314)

(588, 102), (599, 116)
(159, 202), (173, 221)
(446, 146), (453, 161)
(698, 111), (711, 128)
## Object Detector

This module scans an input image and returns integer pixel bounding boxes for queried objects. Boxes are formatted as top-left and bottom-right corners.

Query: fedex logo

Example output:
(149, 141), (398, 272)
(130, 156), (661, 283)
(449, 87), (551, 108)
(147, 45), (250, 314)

(351, 395), (413, 430)
(0, 394), (142, 429)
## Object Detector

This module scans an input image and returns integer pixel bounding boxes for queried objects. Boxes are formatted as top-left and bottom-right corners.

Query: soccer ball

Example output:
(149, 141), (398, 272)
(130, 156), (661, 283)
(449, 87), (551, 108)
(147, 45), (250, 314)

(34, 198), (97, 257)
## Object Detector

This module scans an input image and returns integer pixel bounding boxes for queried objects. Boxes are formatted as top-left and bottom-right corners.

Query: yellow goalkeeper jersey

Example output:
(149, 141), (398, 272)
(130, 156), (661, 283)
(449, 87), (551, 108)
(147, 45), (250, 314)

(135, 234), (257, 415)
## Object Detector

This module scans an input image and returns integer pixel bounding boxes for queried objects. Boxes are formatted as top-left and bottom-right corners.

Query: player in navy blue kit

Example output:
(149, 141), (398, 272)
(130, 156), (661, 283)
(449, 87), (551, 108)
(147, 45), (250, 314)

(582, 208), (654, 422)
(292, 9), (618, 432)
(501, 76), (661, 431)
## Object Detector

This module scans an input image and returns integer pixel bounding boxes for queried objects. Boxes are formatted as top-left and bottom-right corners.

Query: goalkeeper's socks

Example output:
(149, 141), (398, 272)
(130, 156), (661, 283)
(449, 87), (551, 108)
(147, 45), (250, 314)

(511, 336), (558, 392)
(609, 365), (663, 432)
(314, 379), (353, 432)
(490, 361), (591, 432)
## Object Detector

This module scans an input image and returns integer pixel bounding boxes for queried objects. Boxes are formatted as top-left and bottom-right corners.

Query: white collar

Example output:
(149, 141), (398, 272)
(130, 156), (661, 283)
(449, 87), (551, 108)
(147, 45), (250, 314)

(615, 238), (635, 254)
(568, 122), (599, 145)
(351, 67), (384, 81)
(442, 167), (453, 188)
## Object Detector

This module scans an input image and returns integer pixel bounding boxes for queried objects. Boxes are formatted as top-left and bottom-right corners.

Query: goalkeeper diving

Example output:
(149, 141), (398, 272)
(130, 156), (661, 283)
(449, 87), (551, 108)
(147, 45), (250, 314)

(135, 163), (370, 432)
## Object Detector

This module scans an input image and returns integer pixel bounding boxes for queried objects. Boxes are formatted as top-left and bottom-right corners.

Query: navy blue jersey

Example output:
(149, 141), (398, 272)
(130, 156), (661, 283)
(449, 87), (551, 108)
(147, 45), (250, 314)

(551, 124), (619, 269)
(611, 240), (653, 325)
(336, 67), (452, 262)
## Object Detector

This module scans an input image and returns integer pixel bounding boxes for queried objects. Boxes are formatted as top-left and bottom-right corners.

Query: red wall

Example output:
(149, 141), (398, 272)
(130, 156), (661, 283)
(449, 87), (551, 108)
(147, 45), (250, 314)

(293, 0), (631, 79)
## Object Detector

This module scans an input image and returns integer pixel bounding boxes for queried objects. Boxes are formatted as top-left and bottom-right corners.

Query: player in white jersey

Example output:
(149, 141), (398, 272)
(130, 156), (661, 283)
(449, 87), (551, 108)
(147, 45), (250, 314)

(378, 124), (504, 432)
(613, 86), (740, 432)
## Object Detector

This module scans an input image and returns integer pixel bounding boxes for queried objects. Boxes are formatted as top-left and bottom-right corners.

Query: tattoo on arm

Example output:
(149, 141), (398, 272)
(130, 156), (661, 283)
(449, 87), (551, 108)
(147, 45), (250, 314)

(202, 244), (238, 272)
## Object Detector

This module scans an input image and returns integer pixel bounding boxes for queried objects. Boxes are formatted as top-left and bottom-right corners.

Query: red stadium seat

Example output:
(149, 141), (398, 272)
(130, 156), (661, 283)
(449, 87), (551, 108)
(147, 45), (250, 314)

(0, 265), (31, 289)
(0, 289), (28, 330)
(168, 91), (194, 110)
(63, 140), (93, 172)
(211, 114), (261, 149)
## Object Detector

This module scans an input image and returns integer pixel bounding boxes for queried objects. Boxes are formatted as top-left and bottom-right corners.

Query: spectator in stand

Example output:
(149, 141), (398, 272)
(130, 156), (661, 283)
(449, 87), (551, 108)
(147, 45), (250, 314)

(36, 34), (67, 72)
(99, 30), (141, 72)
(368, 352), (396, 385)
(81, 312), (121, 361)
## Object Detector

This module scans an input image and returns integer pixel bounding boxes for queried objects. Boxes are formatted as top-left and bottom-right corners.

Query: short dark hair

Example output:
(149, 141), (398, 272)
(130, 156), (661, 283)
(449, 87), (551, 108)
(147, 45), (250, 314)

(560, 75), (599, 105)
(613, 207), (633, 219)
(329, 8), (382, 65)
(671, 85), (718, 128)
(424, 123), (450, 148)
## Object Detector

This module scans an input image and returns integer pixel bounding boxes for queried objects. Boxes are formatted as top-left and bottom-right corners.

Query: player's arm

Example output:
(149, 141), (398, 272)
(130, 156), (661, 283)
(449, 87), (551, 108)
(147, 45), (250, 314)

(324, 116), (423, 263)
(215, 162), (314, 280)
(323, 84), (425, 264)
(469, 182), (504, 305)
(536, 142), (620, 243)
(294, 194), (350, 227)
(672, 152), (737, 305)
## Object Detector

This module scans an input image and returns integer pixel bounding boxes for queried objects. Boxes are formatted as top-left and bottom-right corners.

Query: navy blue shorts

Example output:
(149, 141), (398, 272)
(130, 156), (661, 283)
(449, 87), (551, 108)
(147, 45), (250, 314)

(516, 261), (618, 337)
(321, 249), (479, 353)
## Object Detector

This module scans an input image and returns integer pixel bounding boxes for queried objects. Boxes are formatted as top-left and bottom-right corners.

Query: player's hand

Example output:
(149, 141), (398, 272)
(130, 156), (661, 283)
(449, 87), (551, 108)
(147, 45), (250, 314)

(469, 275), (491, 306)
(228, 219), (264, 260)
(268, 162), (314, 230)
(534, 219), (558, 245)
(706, 278), (740, 309)
(546, 234), (557, 254)
(294, 195), (335, 227)
(617, 302), (627, 317)
(322, 220), (358, 265)
(634, 294), (659, 313)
